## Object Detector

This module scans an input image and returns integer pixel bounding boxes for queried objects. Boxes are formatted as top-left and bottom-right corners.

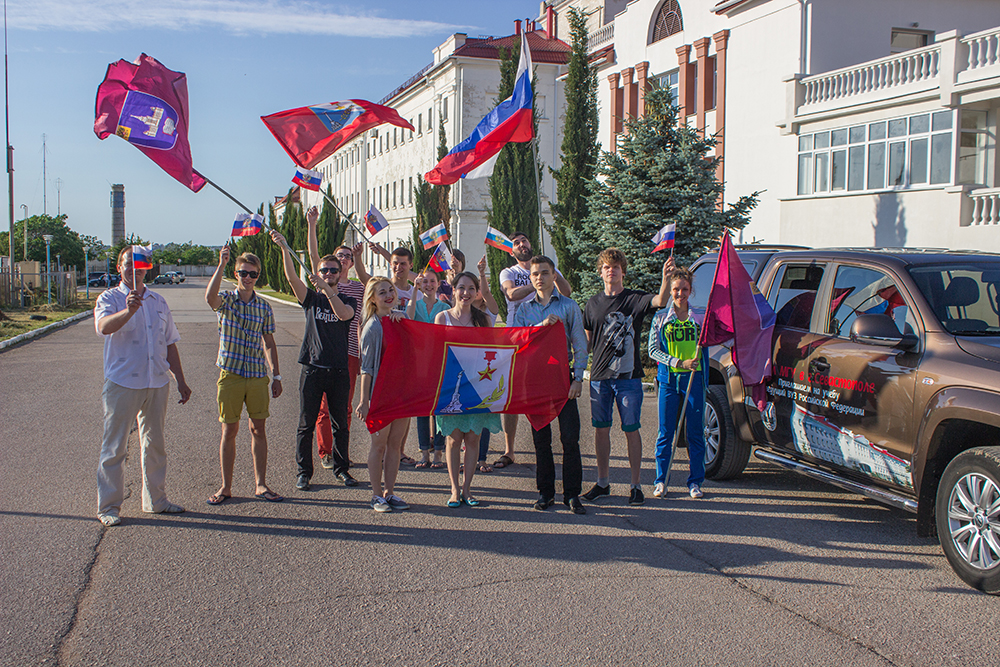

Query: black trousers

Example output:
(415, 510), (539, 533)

(297, 365), (350, 478)
(531, 398), (582, 500)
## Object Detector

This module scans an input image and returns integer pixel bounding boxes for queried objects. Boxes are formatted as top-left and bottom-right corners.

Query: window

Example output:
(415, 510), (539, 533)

(651, 0), (683, 43)
(826, 266), (912, 338)
(428, 107), (433, 129)
(797, 110), (953, 195)
(408, 177), (413, 205)
(653, 69), (680, 104)
(442, 97), (448, 121)
(891, 28), (932, 55)
(958, 109), (988, 185)
(392, 181), (397, 208)
(769, 263), (826, 330)
(418, 113), (422, 134)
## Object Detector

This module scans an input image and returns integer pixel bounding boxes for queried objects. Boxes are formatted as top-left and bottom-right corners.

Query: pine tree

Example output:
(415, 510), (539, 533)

(486, 41), (543, 320)
(569, 86), (759, 305)
(411, 121), (452, 270)
(549, 7), (598, 293)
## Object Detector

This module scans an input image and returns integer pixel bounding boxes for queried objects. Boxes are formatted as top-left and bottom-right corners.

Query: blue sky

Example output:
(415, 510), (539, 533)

(5, 0), (543, 247)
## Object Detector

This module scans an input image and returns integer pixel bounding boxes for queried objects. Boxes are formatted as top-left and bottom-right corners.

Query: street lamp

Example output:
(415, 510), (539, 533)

(20, 204), (26, 260)
(42, 234), (53, 305)
(85, 245), (90, 299)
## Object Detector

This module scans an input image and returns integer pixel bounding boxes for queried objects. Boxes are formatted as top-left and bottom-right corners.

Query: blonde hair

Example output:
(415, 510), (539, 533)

(361, 277), (396, 325)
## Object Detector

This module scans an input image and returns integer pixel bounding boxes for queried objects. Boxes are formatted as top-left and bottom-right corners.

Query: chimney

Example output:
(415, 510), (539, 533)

(546, 6), (556, 39)
(515, 19), (522, 35)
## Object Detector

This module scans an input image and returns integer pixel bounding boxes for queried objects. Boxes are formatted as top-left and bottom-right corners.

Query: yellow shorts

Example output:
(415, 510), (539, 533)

(217, 370), (270, 424)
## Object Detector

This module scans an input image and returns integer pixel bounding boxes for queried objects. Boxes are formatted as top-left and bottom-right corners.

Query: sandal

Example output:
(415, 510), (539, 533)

(207, 492), (231, 506)
(400, 455), (417, 466)
(431, 461), (446, 469)
(477, 462), (493, 473)
(415, 460), (431, 469)
(255, 489), (283, 502)
(493, 455), (514, 469)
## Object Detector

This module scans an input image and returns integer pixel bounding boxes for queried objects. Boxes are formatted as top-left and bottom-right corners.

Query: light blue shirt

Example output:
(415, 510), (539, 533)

(511, 291), (588, 382)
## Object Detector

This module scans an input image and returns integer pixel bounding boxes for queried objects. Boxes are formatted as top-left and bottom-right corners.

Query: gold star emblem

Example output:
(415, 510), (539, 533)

(478, 366), (495, 381)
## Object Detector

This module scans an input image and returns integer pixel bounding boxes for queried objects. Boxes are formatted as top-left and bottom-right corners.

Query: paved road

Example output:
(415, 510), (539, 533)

(2, 278), (998, 667)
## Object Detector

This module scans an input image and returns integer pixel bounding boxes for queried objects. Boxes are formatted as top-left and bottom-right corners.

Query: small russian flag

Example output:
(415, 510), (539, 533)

(364, 205), (389, 236)
(418, 222), (449, 250)
(428, 242), (453, 272)
(132, 244), (153, 270)
(652, 223), (676, 253)
(292, 167), (323, 191)
(232, 212), (264, 237)
(485, 226), (514, 254)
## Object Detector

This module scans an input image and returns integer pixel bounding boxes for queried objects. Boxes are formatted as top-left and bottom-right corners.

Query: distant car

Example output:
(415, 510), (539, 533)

(152, 273), (173, 285)
(167, 271), (185, 283)
(88, 272), (120, 287)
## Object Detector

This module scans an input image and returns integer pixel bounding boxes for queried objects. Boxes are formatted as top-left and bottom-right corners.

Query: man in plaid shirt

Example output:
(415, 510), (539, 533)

(205, 247), (283, 505)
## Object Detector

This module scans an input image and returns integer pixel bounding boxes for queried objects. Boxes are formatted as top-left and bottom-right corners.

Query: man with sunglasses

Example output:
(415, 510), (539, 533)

(206, 248), (283, 505)
(272, 215), (358, 492)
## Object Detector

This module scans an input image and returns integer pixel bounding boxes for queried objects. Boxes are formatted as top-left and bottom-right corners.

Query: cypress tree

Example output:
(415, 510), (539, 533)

(569, 86), (759, 305)
(317, 185), (346, 258)
(411, 121), (452, 270)
(549, 8), (598, 293)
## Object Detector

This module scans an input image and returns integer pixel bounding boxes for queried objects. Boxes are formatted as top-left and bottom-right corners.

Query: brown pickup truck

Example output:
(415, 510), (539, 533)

(690, 247), (1000, 594)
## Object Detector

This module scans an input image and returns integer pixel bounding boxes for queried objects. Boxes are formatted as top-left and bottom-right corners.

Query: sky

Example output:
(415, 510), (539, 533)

(4, 0), (544, 248)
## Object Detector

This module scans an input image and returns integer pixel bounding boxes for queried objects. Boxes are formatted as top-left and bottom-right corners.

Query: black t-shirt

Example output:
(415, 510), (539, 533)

(584, 289), (656, 380)
(298, 288), (356, 369)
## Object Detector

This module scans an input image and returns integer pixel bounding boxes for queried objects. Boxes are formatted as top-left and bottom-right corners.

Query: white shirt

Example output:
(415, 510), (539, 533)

(94, 284), (181, 389)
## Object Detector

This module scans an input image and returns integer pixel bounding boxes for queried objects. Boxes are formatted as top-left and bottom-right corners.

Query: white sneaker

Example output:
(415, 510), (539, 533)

(689, 484), (704, 499)
(653, 483), (665, 498)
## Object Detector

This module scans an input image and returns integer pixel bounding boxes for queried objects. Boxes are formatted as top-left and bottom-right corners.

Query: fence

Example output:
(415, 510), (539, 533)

(0, 269), (78, 308)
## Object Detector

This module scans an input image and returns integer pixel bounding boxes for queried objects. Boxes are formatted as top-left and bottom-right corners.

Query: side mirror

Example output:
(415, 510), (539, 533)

(850, 313), (918, 350)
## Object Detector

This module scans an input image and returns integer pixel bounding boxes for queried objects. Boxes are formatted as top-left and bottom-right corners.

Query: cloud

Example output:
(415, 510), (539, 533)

(9, 0), (473, 37)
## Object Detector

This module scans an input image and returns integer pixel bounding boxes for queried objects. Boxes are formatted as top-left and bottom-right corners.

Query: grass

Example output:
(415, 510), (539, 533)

(0, 298), (95, 343)
(249, 284), (298, 304)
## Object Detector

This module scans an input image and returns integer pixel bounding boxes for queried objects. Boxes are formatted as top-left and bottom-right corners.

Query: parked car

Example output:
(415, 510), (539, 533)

(87, 273), (121, 288)
(169, 271), (185, 283)
(152, 273), (173, 285)
(696, 246), (1000, 593)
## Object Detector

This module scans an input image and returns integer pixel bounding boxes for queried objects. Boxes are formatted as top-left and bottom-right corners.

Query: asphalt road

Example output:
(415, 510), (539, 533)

(2, 277), (998, 667)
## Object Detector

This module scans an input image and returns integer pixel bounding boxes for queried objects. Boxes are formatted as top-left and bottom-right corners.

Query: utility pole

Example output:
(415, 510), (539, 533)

(42, 133), (46, 215)
(55, 177), (61, 215)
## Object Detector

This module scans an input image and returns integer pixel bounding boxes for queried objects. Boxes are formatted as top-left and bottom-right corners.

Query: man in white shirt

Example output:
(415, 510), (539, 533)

(94, 247), (192, 526)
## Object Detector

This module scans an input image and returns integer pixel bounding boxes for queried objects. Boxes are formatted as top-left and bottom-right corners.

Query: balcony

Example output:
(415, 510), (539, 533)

(783, 26), (1000, 131)
(587, 21), (614, 53)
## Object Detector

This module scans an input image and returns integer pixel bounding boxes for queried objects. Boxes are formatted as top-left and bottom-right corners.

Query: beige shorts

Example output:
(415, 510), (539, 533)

(217, 370), (270, 424)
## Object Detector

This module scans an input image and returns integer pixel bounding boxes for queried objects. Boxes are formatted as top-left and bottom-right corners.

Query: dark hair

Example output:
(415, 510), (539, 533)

(335, 245), (353, 256)
(451, 271), (492, 328)
(319, 255), (342, 271)
(510, 231), (529, 242)
(390, 247), (413, 262)
(451, 248), (466, 270)
(529, 255), (555, 271)
(669, 267), (694, 291)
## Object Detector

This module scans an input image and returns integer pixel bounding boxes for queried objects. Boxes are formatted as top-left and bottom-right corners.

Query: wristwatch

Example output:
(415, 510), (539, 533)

(273, 375), (282, 382)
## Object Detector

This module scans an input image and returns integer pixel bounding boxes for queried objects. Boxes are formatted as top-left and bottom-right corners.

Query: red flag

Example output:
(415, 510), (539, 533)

(366, 319), (570, 433)
(94, 54), (206, 192)
(698, 233), (777, 406)
(262, 100), (415, 169)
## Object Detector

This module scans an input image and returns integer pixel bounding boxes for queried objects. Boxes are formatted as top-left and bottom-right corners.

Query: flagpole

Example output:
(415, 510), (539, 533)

(530, 138), (545, 255)
(671, 348), (700, 455)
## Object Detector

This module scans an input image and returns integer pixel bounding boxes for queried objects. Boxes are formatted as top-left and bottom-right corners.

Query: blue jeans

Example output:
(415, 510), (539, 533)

(655, 368), (705, 487)
(479, 428), (490, 461)
(416, 416), (445, 452)
(589, 378), (644, 431)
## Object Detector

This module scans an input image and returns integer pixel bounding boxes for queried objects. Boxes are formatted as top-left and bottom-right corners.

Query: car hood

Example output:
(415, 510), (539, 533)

(956, 337), (1000, 365)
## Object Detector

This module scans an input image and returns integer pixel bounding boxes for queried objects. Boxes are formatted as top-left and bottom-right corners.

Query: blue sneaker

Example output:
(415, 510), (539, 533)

(386, 494), (410, 511)
(371, 496), (391, 512)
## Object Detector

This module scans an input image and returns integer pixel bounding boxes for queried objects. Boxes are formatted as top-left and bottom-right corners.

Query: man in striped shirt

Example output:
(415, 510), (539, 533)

(205, 247), (283, 505)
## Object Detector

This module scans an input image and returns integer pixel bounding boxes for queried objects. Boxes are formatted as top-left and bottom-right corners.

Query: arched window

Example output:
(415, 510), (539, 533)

(651, 0), (683, 43)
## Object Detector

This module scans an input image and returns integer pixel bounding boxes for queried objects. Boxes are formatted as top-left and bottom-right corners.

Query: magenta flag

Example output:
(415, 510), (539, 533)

(698, 233), (776, 395)
(94, 54), (206, 192)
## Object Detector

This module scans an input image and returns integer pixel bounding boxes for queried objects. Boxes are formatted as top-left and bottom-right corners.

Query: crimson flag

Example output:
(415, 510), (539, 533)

(94, 54), (206, 192)
(366, 319), (570, 433)
(262, 100), (414, 169)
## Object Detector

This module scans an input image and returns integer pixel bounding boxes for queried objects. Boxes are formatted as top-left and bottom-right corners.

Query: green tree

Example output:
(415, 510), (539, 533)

(569, 86), (759, 306)
(548, 7), (599, 292)
(411, 121), (452, 270)
(0, 214), (87, 268)
(485, 41), (543, 320)
(316, 185), (347, 258)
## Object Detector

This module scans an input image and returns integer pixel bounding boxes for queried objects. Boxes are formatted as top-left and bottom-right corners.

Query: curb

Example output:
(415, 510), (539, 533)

(0, 310), (93, 352)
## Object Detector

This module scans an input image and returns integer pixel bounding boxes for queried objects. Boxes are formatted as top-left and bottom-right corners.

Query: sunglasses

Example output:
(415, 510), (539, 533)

(318, 267), (341, 275)
(236, 269), (259, 279)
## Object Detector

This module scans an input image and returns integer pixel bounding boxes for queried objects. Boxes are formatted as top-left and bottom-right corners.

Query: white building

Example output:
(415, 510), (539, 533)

(549, 0), (1000, 250)
(299, 21), (571, 271)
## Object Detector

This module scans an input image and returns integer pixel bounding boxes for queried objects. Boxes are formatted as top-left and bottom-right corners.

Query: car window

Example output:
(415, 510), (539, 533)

(826, 266), (914, 337)
(910, 262), (1000, 335)
(690, 259), (758, 312)
(769, 263), (825, 330)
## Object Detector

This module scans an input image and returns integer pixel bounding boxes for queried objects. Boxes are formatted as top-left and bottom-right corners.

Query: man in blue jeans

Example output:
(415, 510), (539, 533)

(582, 249), (671, 506)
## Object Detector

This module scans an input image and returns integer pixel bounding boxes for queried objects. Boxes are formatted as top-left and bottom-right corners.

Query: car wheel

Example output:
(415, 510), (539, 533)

(704, 385), (750, 480)
(936, 447), (1000, 594)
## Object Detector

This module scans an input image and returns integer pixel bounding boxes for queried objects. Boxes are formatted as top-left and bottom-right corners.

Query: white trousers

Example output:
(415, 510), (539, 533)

(97, 380), (171, 515)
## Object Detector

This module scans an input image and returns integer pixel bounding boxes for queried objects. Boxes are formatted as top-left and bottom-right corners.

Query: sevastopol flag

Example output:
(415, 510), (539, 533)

(231, 213), (264, 237)
(428, 242), (453, 272)
(485, 226), (514, 254)
(418, 222), (449, 249)
(366, 319), (570, 433)
(262, 100), (414, 169)
(94, 54), (206, 192)
(652, 223), (676, 252)
(698, 232), (777, 408)
(364, 205), (389, 236)
(425, 33), (534, 185)
(132, 244), (153, 270)
(292, 167), (322, 191)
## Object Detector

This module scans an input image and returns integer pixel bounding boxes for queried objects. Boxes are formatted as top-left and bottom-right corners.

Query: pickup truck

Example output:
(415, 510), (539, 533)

(690, 247), (1000, 594)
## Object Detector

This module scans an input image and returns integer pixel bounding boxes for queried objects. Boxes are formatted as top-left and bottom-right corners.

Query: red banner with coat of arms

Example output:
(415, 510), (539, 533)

(366, 319), (570, 434)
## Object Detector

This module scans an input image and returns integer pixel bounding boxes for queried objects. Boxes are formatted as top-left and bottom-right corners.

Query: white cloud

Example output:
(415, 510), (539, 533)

(9, 0), (472, 37)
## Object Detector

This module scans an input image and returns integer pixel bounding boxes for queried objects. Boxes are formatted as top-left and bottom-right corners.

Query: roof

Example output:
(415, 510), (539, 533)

(453, 30), (571, 64)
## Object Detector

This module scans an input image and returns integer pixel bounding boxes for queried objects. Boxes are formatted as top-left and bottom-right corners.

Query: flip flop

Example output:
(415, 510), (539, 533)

(462, 495), (481, 507)
(400, 455), (417, 466)
(255, 490), (283, 502)
(431, 461), (446, 469)
(446, 499), (462, 508)
(493, 455), (514, 469)
(415, 460), (431, 469)
(207, 493), (231, 506)
(477, 462), (493, 473)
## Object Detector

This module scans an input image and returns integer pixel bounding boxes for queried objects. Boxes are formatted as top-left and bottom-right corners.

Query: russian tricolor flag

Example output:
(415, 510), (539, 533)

(652, 223), (675, 253)
(132, 244), (153, 270)
(232, 212), (264, 237)
(418, 222), (449, 249)
(292, 167), (323, 191)
(425, 34), (533, 185)
(428, 242), (453, 272)
(485, 226), (514, 254)
(364, 205), (388, 236)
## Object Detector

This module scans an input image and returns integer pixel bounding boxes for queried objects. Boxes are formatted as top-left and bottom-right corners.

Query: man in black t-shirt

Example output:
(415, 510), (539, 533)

(582, 248), (671, 506)
(271, 228), (358, 492)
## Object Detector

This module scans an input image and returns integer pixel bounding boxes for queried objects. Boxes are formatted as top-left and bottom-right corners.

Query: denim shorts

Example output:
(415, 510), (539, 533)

(589, 378), (644, 431)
